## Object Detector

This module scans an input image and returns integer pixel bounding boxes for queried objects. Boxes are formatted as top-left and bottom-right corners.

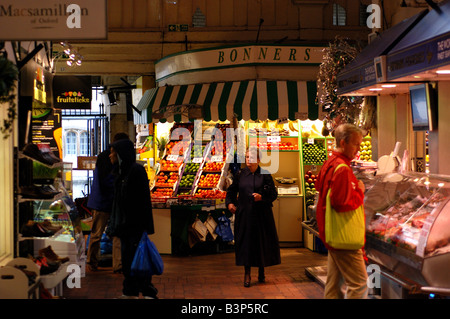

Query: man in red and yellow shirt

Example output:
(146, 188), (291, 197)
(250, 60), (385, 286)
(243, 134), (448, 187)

(316, 123), (368, 299)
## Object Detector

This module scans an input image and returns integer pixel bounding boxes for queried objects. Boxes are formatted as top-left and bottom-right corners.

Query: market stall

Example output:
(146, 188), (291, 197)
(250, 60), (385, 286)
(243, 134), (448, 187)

(131, 44), (342, 255)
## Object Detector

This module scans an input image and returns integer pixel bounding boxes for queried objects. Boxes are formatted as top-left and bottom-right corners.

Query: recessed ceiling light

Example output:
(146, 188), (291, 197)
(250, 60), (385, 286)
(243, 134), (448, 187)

(381, 84), (397, 88)
(436, 70), (450, 74)
(369, 88), (382, 91)
(413, 75), (421, 78)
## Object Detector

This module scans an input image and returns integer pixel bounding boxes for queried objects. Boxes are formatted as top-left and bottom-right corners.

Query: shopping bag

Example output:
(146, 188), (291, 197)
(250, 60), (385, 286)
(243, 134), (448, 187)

(131, 232), (164, 277)
(215, 213), (234, 242)
(324, 164), (365, 250)
(204, 215), (218, 240)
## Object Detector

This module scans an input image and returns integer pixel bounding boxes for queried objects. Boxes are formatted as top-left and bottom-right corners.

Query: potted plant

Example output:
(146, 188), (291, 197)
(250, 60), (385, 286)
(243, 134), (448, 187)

(0, 52), (18, 139)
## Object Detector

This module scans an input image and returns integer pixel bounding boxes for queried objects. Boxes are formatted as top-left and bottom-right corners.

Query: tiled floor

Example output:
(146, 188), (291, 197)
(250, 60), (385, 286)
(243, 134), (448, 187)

(62, 248), (328, 299)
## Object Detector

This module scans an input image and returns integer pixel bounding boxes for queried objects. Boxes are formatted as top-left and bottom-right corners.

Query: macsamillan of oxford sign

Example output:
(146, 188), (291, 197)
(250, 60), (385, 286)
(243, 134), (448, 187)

(0, 0), (107, 40)
(155, 44), (325, 82)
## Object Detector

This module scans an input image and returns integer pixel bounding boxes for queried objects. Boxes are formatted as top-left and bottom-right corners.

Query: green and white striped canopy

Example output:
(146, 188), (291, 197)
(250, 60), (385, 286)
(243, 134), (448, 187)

(134, 80), (318, 124)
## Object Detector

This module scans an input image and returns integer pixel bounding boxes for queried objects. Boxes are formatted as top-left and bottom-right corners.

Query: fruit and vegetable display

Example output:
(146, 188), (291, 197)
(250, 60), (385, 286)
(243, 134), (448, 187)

(151, 188), (173, 197)
(190, 145), (206, 158)
(194, 189), (227, 199)
(155, 172), (179, 187)
(300, 120), (324, 138)
(252, 141), (297, 150)
(304, 170), (318, 207)
(248, 120), (296, 136)
(184, 162), (200, 173)
(178, 174), (196, 189)
(165, 140), (190, 157)
(359, 139), (372, 161)
(203, 162), (224, 172)
(159, 159), (182, 171)
(197, 173), (221, 188)
(302, 141), (327, 164)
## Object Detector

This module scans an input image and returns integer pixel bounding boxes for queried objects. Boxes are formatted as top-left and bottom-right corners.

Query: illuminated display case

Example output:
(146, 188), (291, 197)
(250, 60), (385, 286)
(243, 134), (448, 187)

(364, 171), (450, 291)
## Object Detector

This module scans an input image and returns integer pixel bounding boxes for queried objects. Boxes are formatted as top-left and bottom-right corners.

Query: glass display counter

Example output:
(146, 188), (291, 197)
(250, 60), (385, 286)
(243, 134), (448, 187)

(364, 171), (450, 293)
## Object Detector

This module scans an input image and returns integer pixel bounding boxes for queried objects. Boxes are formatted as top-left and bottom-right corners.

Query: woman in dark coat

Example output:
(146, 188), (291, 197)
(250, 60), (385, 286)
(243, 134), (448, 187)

(226, 148), (281, 287)
(106, 138), (157, 299)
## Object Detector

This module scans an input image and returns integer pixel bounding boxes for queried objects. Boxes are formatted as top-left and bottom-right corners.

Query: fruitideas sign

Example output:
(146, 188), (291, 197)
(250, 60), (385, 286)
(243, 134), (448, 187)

(52, 75), (91, 109)
(0, 0), (107, 40)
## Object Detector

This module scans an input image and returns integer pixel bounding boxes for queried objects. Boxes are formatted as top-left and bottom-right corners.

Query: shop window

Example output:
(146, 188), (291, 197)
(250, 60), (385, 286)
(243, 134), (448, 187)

(65, 131), (77, 156)
(333, 3), (347, 26)
(80, 131), (89, 155)
(359, 4), (370, 26)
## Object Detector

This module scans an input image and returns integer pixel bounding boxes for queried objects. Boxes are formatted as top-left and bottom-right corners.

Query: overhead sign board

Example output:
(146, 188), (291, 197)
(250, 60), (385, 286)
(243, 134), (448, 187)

(155, 44), (325, 82)
(0, 0), (107, 40)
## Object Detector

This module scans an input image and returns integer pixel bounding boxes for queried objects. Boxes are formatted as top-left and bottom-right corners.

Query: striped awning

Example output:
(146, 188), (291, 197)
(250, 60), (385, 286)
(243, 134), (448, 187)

(134, 80), (318, 124)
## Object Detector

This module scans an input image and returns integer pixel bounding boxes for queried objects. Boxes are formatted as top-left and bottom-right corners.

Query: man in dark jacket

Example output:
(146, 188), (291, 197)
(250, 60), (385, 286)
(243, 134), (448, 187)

(86, 132), (129, 272)
(107, 138), (157, 299)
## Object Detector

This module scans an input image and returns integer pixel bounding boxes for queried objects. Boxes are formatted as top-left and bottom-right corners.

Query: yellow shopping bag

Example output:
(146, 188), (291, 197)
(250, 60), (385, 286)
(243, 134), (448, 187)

(324, 164), (365, 250)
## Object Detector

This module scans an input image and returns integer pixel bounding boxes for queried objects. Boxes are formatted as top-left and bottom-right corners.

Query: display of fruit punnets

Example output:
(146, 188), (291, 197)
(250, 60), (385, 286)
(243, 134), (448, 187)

(359, 139), (372, 161)
(160, 159), (182, 171)
(302, 141), (327, 164)
(179, 174), (196, 188)
(203, 162), (224, 172)
(165, 140), (190, 156)
(155, 172), (179, 187)
(152, 188), (173, 198)
(197, 173), (221, 188)
(253, 141), (296, 150)
(184, 162), (200, 173)
(194, 189), (226, 199)
(304, 170), (318, 207)
(190, 145), (206, 158)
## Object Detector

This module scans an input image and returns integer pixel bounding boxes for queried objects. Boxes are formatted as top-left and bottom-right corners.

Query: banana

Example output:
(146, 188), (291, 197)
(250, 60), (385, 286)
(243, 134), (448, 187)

(288, 121), (298, 132)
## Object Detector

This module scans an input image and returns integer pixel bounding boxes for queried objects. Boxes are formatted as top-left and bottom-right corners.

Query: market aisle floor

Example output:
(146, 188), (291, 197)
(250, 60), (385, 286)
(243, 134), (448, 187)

(62, 248), (327, 299)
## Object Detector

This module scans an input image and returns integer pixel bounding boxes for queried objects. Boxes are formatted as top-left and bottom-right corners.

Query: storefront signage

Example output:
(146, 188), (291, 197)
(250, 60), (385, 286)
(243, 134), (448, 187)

(337, 61), (376, 95)
(155, 44), (325, 82)
(387, 33), (450, 80)
(52, 75), (92, 109)
(0, 0), (107, 40)
(33, 67), (48, 107)
(31, 108), (62, 158)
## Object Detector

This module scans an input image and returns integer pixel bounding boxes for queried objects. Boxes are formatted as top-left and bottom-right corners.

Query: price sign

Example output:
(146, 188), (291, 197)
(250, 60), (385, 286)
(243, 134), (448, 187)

(167, 155), (179, 161)
(211, 155), (222, 162)
(308, 138), (314, 144)
(192, 157), (203, 163)
(267, 136), (281, 143)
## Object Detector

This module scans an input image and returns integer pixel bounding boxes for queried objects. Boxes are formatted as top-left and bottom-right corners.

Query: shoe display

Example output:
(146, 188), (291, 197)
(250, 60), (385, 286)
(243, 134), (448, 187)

(38, 245), (70, 263)
(21, 221), (54, 237)
(22, 143), (55, 166)
(38, 144), (61, 164)
(19, 185), (60, 199)
(40, 220), (63, 233)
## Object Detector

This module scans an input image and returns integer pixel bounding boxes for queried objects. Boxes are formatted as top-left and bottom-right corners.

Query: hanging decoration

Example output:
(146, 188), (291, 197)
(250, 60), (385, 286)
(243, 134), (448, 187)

(317, 36), (368, 135)
(0, 52), (18, 139)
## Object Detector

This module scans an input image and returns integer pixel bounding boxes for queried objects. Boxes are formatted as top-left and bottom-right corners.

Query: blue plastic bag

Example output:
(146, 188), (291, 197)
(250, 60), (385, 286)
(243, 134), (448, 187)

(131, 232), (164, 277)
(215, 214), (234, 242)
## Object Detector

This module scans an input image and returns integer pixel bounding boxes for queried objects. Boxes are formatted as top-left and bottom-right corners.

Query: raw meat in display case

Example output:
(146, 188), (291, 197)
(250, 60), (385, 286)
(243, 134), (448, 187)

(363, 171), (450, 292)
